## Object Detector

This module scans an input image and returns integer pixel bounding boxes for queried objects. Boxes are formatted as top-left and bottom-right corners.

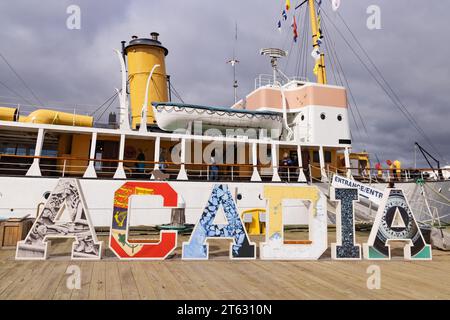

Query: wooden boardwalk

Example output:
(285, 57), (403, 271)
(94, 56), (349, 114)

(0, 231), (449, 300)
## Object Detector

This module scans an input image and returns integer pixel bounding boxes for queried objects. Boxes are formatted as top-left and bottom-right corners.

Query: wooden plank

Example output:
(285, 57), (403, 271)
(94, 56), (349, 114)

(88, 261), (106, 300)
(117, 262), (140, 300)
(105, 262), (123, 300)
(0, 232), (448, 300)
(2, 261), (54, 299)
(142, 262), (178, 300)
(176, 262), (221, 300)
(53, 263), (77, 300)
(130, 262), (157, 300)
(33, 261), (70, 300)
(70, 261), (94, 300)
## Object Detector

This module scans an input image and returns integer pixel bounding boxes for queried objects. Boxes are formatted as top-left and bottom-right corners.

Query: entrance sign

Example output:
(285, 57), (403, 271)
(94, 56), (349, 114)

(182, 184), (256, 260)
(260, 186), (327, 260)
(363, 189), (432, 260)
(16, 179), (102, 260)
(109, 182), (178, 260)
(332, 174), (384, 205)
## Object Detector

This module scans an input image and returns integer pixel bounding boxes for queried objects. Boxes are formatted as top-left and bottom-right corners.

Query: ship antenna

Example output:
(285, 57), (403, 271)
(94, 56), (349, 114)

(260, 48), (288, 85)
(227, 22), (239, 104)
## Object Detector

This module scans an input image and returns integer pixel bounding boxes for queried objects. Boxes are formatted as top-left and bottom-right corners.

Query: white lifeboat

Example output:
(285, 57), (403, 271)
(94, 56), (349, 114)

(152, 102), (283, 133)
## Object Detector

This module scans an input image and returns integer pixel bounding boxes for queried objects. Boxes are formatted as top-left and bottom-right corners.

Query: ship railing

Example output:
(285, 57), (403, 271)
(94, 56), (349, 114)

(254, 74), (308, 89)
(0, 154), (302, 182)
(0, 154), (448, 183)
(304, 163), (450, 184)
(329, 165), (450, 184)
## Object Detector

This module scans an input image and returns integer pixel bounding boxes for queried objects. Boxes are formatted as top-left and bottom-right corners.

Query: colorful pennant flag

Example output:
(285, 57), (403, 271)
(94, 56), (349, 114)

(277, 20), (282, 31)
(317, 14), (324, 46)
(311, 48), (321, 61)
(282, 9), (287, 20)
(313, 60), (320, 75)
(292, 16), (298, 42)
(286, 0), (291, 11)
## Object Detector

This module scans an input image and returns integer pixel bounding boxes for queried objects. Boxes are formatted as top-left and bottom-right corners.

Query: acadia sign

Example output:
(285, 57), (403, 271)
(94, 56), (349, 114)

(15, 178), (432, 261)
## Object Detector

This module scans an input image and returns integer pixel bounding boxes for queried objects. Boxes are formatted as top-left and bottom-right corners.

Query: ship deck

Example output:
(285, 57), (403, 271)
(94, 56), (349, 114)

(0, 230), (449, 300)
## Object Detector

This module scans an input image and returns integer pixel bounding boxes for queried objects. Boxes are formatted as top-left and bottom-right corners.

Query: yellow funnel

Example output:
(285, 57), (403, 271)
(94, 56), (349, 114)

(125, 33), (169, 129)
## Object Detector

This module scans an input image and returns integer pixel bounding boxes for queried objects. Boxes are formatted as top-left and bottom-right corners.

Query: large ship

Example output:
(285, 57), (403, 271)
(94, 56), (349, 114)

(0, 0), (448, 233)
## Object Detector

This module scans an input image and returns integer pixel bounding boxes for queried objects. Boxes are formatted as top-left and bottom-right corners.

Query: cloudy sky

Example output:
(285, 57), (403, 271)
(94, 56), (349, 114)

(0, 0), (448, 167)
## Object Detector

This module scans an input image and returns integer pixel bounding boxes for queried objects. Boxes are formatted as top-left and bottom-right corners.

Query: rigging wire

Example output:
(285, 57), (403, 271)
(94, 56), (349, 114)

(293, 5), (305, 77)
(322, 24), (339, 86)
(322, 20), (369, 137)
(304, 8), (310, 79)
(95, 93), (118, 123)
(0, 94), (108, 109)
(322, 20), (363, 143)
(334, 10), (445, 162)
(322, 18), (384, 162)
(320, 7), (445, 162)
(297, 6), (309, 79)
(90, 92), (119, 117)
(0, 52), (44, 107)
(170, 82), (185, 104)
(0, 79), (38, 109)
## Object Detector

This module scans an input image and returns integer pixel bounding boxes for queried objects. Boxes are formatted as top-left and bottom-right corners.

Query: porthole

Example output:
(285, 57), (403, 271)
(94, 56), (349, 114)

(337, 114), (343, 121)
(43, 191), (51, 199)
(300, 114), (305, 121)
(320, 113), (326, 120)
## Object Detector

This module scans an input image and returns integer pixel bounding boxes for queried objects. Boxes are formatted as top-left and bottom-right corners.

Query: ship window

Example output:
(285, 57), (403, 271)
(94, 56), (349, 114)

(313, 151), (332, 163)
(0, 144), (15, 155)
(337, 114), (343, 121)
(320, 113), (326, 120)
(301, 114), (305, 121)
(16, 146), (27, 156)
(41, 149), (58, 157)
(313, 151), (319, 163)
(325, 151), (332, 163)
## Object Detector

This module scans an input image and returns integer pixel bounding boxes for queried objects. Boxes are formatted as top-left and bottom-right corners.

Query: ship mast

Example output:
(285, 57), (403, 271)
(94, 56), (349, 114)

(227, 22), (239, 104)
(307, 0), (327, 84)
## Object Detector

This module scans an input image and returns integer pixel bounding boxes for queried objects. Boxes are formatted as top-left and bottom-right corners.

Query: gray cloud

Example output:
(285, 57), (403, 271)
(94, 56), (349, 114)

(0, 0), (448, 168)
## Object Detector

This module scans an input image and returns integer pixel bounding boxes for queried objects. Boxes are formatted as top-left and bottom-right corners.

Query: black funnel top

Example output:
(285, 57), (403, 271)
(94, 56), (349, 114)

(125, 33), (169, 56)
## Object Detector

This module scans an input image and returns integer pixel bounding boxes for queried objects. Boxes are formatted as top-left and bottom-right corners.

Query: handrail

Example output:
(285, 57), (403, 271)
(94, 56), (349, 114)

(0, 153), (304, 169)
(0, 153), (448, 182)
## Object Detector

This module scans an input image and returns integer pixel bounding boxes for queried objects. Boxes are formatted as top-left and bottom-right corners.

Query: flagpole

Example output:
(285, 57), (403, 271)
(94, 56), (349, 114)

(308, 0), (327, 84)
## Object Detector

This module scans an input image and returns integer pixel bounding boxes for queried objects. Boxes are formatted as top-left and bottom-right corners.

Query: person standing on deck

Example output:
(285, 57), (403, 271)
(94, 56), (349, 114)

(280, 152), (293, 180)
(135, 149), (146, 177)
(159, 149), (167, 173)
(375, 162), (383, 179)
(210, 151), (219, 181)
(393, 159), (402, 180)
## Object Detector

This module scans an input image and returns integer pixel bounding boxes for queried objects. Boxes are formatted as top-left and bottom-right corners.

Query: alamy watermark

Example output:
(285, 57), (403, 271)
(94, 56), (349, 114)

(366, 265), (381, 290)
(367, 5), (382, 30)
(66, 5), (81, 30)
(167, 123), (283, 166)
(66, 265), (81, 290)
